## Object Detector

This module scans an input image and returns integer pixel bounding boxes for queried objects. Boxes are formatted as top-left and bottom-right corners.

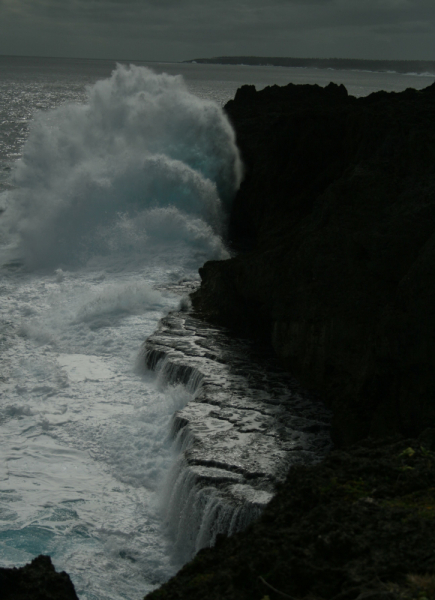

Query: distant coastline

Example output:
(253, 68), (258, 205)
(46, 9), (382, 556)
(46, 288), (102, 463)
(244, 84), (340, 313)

(184, 56), (435, 75)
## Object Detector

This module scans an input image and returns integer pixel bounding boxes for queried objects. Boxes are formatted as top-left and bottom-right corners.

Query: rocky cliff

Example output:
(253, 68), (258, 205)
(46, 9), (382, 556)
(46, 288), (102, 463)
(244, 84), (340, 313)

(192, 80), (435, 446)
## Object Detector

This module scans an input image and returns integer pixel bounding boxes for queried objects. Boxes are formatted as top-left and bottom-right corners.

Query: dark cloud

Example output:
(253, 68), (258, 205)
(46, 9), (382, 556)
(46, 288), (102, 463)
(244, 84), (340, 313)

(0, 0), (434, 60)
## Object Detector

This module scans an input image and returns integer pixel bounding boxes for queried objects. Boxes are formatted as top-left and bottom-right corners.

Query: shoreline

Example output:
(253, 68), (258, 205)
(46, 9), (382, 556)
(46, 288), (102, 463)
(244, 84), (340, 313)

(184, 56), (435, 77)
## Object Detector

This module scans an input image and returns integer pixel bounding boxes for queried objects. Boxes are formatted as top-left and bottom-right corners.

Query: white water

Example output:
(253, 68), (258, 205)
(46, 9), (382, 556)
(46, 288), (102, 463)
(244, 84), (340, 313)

(0, 63), (241, 599)
(0, 265), (196, 599)
(0, 57), (433, 600)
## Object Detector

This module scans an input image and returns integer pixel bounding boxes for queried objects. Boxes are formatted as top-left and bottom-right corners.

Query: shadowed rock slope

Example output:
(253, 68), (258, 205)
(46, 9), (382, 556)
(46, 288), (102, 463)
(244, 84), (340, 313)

(192, 81), (435, 446)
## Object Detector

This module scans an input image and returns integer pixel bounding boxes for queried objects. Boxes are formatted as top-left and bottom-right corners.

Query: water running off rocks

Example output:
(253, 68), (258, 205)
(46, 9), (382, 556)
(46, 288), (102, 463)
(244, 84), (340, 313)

(143, 284), (331, 562)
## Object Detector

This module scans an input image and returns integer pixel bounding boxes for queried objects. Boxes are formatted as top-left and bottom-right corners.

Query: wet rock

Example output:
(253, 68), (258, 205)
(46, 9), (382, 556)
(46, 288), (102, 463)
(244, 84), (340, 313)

(143, 309), (331, 558)
(0, 555), (79, 600)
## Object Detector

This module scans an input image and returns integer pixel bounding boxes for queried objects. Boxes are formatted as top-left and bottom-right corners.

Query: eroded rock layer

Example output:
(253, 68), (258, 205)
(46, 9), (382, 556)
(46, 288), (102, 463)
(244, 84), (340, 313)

(143, 308), (331, 558)
(192, 81), (435, 446)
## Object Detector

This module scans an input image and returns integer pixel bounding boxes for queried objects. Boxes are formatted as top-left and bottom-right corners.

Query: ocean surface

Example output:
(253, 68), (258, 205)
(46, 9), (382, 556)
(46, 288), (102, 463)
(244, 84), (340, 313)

(0, 56), (433, 600)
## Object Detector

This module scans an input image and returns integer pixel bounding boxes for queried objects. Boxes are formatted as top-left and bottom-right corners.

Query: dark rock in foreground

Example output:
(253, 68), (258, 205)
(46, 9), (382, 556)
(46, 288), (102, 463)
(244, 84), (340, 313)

(145, 433), (435, 600)
(0, 555), (79, 600)
(192, 80), (435, 446)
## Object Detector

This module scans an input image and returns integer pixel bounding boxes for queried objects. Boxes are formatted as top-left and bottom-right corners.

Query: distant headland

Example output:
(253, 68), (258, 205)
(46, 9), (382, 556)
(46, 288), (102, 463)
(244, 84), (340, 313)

(184, 56), (435, 75)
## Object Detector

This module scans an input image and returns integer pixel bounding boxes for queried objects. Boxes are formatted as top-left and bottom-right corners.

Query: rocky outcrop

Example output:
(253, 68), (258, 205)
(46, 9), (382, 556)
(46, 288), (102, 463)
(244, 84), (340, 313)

(192, 81), (435, 446)
(0, 555), (79, 600)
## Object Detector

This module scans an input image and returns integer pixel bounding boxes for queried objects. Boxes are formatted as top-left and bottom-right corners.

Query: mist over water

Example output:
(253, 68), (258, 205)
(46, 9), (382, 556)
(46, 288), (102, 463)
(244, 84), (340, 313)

(1, 64), (242, 269)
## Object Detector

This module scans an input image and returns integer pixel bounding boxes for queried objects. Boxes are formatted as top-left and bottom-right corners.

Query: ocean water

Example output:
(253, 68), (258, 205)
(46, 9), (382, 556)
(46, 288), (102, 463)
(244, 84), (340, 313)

(0, 56), (433, 600)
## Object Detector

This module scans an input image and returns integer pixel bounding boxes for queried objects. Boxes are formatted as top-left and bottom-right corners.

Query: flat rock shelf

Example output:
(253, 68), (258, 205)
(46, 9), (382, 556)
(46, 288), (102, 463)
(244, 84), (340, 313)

(142, 303), (331, 560)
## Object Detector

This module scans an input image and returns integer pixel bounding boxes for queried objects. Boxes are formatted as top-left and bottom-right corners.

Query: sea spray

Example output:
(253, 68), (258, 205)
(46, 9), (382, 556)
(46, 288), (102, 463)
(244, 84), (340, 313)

(1, 64), (242, 269)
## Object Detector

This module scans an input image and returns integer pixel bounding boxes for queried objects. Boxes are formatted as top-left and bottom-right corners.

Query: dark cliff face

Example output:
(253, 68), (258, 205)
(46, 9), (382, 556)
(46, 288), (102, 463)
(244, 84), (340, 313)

(192, 81), (435, 446)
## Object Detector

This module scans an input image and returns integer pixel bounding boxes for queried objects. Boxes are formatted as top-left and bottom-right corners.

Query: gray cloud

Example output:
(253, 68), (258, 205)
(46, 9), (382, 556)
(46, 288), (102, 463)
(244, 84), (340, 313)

(373, 21), (434, 34)
(0, 0), (434, 60)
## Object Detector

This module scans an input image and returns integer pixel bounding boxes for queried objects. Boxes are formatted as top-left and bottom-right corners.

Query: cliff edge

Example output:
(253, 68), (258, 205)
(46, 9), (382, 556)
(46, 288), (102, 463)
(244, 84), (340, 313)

(192, 81), (435, 447)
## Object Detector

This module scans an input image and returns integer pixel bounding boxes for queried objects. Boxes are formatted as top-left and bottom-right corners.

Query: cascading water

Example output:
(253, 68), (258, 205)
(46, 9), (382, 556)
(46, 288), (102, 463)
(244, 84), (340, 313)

(0, 63), (243, 599)
(142, 311), (331, 563)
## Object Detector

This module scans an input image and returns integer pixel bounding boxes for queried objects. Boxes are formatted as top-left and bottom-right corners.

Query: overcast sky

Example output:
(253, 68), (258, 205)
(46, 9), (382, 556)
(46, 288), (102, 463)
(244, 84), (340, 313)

(0, 0), (433, 62)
